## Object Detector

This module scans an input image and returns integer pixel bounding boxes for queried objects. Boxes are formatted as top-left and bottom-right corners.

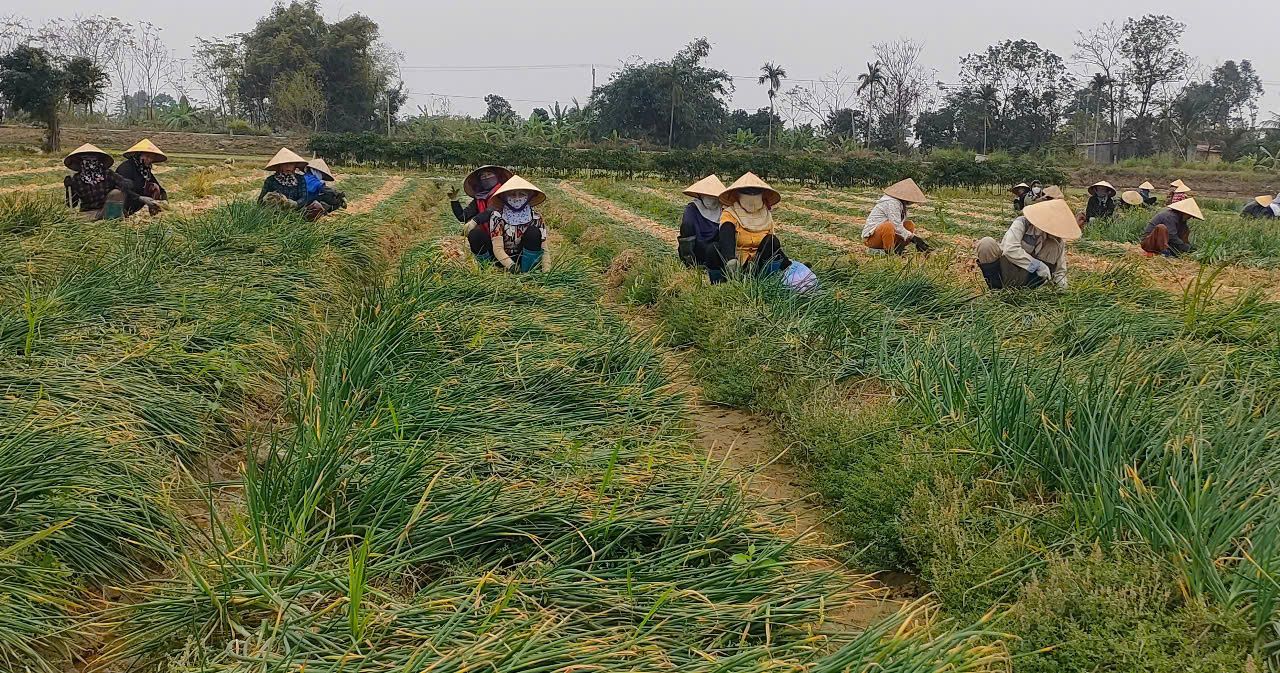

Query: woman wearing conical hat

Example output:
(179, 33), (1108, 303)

(1010, 182), (1031, 213)
(1141, 198), (1203, 257)
(1137, 181), (1157, 206)
(975, 199), (1080, 290)
(862, 178), (930, 254)
(451, 165), (512, 226)
(258, 148), (319, 216)
(116, 139), (168, 216)
(712, 172), (791, 277)
(1082, 181), (1117, 224)
(1119, 190), (1146, 210)
(1167, 179), (1190, 205)
(1241, 195), (1276, 219)
(484, 176), (550, 273)
(678, 175), (727, 279)
(303, 158), (347, 215)
(62, 143), (132, 220)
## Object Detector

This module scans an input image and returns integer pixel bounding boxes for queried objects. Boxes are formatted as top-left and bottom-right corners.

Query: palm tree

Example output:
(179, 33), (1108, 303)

(978, 84), (999, 155)
(856, 61), (884, 146)
(1088, 73), (1115, 148)
(758, 62), (787, 149)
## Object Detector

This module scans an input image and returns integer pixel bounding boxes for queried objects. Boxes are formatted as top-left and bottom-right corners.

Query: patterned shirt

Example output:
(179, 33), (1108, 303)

(64, 172), (132, 211)
(489, 210), (548, 257)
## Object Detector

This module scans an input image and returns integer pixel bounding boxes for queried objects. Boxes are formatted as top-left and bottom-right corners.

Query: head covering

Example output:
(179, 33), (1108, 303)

(719, 172), (781, 208)
(265, 148), (308, 171)
(64, 143), (112, 171)
(1121, 191), (1144, 206)
(1139, 181), (1155, 191)
(883, 178), (927, 204)
(123, 139), (167, 163)
(1256, 195), (1275, 208)
(1169, 198), (1204, 221)
(1023, 199), (1082, 240)
(464, 165), (514, 199)
(307, 158), (335, 181)
(1043, 185), (1065, 200)
(1170, 179), (1188, 190)
(684, 174), (727, 199)
(1174, 184), (1192, 194)
(1088, 181), (1116, 198)
(1010, 182), (1030, 194)
(490, 175), (546, 208)
(1030, 180), (1042, 186)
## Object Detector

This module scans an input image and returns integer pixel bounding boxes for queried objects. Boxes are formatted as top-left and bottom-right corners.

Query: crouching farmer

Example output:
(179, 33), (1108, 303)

(482, 176), (550, 273)
(975, 199), (1079, 290)
(1140, 199), (1203, 257)
(713, 172), (789, 277)
(863, 178), (931, 254)
(677, 174), (728, 282)
(63, 144), (132, 220)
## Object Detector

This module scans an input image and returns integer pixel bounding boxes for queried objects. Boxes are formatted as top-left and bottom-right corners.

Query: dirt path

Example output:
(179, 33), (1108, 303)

(0, 165), (64, 179)
(0, 165), (176, 195)
(342, 175), (407, 216)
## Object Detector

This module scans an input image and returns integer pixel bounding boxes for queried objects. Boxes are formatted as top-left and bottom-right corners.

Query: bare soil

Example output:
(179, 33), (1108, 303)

(0, 124), (306, 157)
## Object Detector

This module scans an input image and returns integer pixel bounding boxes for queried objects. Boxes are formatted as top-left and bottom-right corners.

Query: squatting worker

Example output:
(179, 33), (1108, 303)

(1138, 181), (1158, 206)
(1010, 182), (1031, 213)
(258, 148), (321, 217)
(1083, 181), (1117, 224)
(1168, 179), (1190, 204)
(1241, 195), (1275, 218)
(1024, 180), (1047, 205)
(975, 198), (1079, 290)
(304, 158), (347, 215)
(1120, 191), (1146, 210)
(714, 172), (788, 276)
(115, 139), (167, 216)
(863, 178), (931, 254)
(1141, 198), (1203, 257)
(63, 143), (132, 220)
(451, 164), (511, 225)
(677, 174), (728, 282)
(486, 175), (550, 273)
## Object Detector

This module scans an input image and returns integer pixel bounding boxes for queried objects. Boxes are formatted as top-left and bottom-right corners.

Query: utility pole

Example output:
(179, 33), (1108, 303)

(386, 94), (391, 137)
(591, 66), (596, 93)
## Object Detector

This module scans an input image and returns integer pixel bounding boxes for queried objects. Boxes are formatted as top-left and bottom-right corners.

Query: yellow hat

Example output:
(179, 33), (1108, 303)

(63, 143), (113, 170)
(1010, 182), (1030, 194)
(884, 178), (927, 204)
(720, 172), (781, 208)
(307, 158), (335, 181)
(683, 174), (727, 199)
(1170, 198), (1204, 221)
(1023, 199), (1082, 240)
(1256, 195), (1275, 208)
(1139, 181), (1155, 191)
(463, 165), (514, 198)
(1043, 185), (1065, 200)
(1121, 190), (1143, 206)
(265, 148), (308, 171)
(491, 174), (546, 208)
(123, 138), (167, 162)
(1089, 181), (1116, 197)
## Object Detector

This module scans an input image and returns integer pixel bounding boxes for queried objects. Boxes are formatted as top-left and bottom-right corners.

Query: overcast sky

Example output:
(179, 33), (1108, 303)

(19, 0), (1280, 122)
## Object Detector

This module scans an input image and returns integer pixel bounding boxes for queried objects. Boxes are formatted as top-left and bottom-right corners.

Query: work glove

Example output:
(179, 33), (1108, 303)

(912, 237), (931, 253)
(724, 258), (741, 277)
(447, 186), (460, 200)
(1028, 259), (1051, 280)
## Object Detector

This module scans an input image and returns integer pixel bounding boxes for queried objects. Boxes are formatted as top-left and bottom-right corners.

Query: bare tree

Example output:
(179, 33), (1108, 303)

(780, 69), (855, 130)
(1072, 21), (1124, 141)
(872, 38), (935, 151)
(0, 14), (32, 54)
(1120, 15), (1190, 123)
(132, 22), (170, 120)
(106, 25), (136, 116)
(192, 36), (242, 119)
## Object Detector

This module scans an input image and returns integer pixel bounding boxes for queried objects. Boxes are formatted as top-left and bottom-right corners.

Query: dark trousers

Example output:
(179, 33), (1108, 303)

(468, 226), (543, 268)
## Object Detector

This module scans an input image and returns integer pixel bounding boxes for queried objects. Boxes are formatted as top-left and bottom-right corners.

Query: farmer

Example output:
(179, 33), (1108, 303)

(63, 143), (132, 220)
(115, 139), (167, 216)
(975, 198), (1079, 290)
(713, 172), (789, 276)
(1241, 195), (1276, 219)
(1140, 198), (1203, 257)
(450, 165), (511, 225)
(304, 158), (347, 215)
(1168, 179), (1190, 204)
(677, 174), (728, 281)
(1138, 181), (1158, 206)
(258, 148), (326, 220)
(863, 178), (931, 254)
(1010, 182), (1031, 212)
(486, 175), (550, 273)
(1120, 191), (1146, 210)
(1083, 181), (1117, 223)
(1043, 185), (1065, 201)
(1023, 180), (1048, 206)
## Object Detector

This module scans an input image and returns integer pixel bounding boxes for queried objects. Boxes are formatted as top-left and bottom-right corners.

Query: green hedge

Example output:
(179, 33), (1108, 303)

(310, 133), (1067, 189)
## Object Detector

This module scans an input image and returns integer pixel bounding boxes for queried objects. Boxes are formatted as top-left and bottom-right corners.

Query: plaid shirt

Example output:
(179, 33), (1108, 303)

(64, 172), (131, 211)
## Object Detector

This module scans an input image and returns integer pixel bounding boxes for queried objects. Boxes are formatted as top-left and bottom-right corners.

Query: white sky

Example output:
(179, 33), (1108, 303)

(18, 0), (1280, 122)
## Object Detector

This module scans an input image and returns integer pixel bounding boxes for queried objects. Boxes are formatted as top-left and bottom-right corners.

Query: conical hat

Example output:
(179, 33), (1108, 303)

(1044, 185), (1065, 200)
(1121, 190), (1143, 206)
(1010, 182), (1030, 194)
(265, 147), (308, 170)
(719, 172), (781, 207)
(1174, 184), (1192, 194)
(1170, 179), (1187, 189)
(1169, 198), (1204, 221)
(123, 138), (167, 162)
(884, 178), (927, 204)
(1088, 181), (1116, 197)
(1139, 181), (1155, 190)
(307, 158), (335, 181)
(463, 165), (514, 198)
(64, 143), (112, 170)
(490, 174), (546, 208)
(684, 174), (727, 199)
(1023, 199), (1081, 240)
(1256, 195), (1274, 208)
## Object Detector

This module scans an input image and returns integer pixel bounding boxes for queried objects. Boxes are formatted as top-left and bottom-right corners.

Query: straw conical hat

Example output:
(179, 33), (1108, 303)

(1174, 184), (1192, 194)
(1256, 195), (1274, 208)
(1010, 182), (1030, 194)
(884, 178), (927, 204)
(1121, 191), (1143, 206)
(491, 175), (546, 208)
(719, 172), (781, 207)
(1023, 199), (1081, 240)
(1044, 185), (1065, 200)
(265, 147), (308, 170)
(1139, 181), (1155, 190)
(1088, 181), (1116, 197)
(123, 138), (167, 162)
(1170, 198), (1204, 221)
(684, 174), (727, 199)
(463, 165), (514, 198)
(307, 158), (335, 181)
(1170, 179), (1188, 189)
(64, 143), (112, 170)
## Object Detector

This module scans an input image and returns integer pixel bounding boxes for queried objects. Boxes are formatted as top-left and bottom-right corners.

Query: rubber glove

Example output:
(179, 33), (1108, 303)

(447, 185), (460, 200)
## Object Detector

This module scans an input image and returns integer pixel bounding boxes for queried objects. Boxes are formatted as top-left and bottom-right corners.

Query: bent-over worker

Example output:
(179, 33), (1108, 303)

(975, 198), (1079, 290)
(116, 139), (167, 216)
(1141, 199), (1203, 257)
(863, 178), (931, 254)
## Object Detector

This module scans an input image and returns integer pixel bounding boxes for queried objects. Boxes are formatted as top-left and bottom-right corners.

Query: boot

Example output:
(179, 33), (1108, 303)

(978, 261), (1003, 289)
(708, 268), (726, 284)
(893, 239), (909, 255)
(518, 249), (544, 273)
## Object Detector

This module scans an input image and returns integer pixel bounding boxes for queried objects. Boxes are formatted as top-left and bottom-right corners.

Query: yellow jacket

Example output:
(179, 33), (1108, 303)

(720, 210), (772, 263)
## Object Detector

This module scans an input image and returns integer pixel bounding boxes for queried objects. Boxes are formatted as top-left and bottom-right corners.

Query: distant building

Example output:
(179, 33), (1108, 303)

(1077, 140), (1121, 164)
(1186, 143), (1223, 164)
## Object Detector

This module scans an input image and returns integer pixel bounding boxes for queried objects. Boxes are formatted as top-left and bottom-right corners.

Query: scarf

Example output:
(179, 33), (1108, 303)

(501, 203), (533, 227)
(728, 193), (773, 233)
(79, 157), (107, 185)
(693, 196), (722, 222)
(130, 155), (155, 184)
(274, 170), (299, 187)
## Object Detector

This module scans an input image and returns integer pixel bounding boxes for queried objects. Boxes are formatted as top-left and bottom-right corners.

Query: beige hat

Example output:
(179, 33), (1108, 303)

(1170, 179), (1188, 189)
(265, 148), (308, 171)
(64, 143), (113, 170)
(1023, 199), (1082, 240)
(1088, 181), (1116, 197)
(884, 178), (927, 204)
(1139, 181), (1155, 191)
(463, 165), (514, 198)
(684, 174), (727, 199)
(1121, 191), (1143, 206)
(123, 138), (167, 162)
(719, 172), (781, 208)
(1256, 195), (1275, 208)
(307, 158), (335, 181)
(1169, 198), (1204, 221)
(1043, 185), (1065, 200)
(1174, 184), (1192, 194)
(1010, 182), (1030, 194)
(491, 175), (546, 208)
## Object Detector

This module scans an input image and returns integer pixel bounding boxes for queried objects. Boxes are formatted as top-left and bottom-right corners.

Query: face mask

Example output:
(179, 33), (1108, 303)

(737, 193), (765, 213)
(700, 196), (721, 210)
(505, 193), (530, 210)
(1032, 187), (1042, 194)
(479, 174), (498, 190)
